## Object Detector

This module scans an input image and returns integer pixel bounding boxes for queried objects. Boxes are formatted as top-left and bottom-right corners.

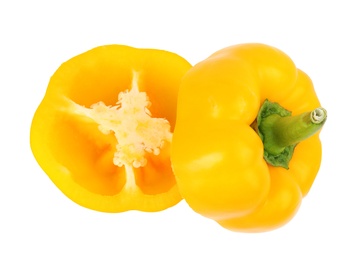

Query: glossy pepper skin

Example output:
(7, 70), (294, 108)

(30, 45), (191, 212)
(171, 43), (325, 232)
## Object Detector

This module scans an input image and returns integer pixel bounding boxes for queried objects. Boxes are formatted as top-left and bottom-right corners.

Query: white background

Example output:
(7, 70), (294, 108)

(1, 0), (349, 259)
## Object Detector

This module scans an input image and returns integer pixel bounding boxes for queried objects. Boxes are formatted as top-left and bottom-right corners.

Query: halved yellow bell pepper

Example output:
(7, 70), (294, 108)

(171, 43), (326, 232)
(30, 45), (191, 212)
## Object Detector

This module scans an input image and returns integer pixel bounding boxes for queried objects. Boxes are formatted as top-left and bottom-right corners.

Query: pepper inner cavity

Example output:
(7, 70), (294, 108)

(73, 71), (172, 168)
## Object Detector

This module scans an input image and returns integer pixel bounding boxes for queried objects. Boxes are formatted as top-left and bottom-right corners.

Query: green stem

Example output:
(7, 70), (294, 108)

(256, 100), (327, 169)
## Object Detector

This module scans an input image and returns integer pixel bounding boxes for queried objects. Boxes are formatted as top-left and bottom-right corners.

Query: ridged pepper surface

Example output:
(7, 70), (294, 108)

(171, 43), (326, 232)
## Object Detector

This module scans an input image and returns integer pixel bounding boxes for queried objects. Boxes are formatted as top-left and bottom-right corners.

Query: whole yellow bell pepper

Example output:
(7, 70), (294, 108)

(30, 45), (191, 212)
(171, 43), (327, 232)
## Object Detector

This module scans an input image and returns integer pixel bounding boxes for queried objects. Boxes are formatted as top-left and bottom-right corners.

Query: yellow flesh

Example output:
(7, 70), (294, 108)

(70, 71), (172, 191)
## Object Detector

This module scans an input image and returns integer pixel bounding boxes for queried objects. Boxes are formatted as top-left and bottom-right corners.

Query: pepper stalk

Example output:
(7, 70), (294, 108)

(255, 100), (327, 169)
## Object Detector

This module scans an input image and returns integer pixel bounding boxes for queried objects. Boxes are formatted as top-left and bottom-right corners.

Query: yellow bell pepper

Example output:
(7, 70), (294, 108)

(30, 45), (191, 212)
(171, 43), (327, 232)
